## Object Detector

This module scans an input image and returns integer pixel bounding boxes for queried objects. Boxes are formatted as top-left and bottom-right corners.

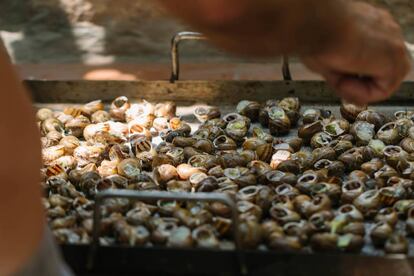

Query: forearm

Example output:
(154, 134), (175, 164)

(159, 0), (350, 56)
(0, 42), (44, 275)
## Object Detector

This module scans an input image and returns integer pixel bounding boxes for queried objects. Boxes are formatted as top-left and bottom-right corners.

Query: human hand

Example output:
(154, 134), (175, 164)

(302, 2), (411, 104)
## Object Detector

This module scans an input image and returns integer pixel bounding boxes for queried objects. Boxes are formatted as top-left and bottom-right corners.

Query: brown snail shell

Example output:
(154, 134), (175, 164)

(341, 180), (365, 204)
(277, 160), (300, 175)
(384, 234), (408, 254)
(400, 137), (414, 153)
(268, 235), (303, 252)
(192, 225), (219, 248)
(110, 96), (130, 121)
(393, 199), (414, 218)
(238, 220), (263, 249)
(212, 217), (232, 237)
(194, 106), (221, 123)
(213, 135), (237, 151)
(255, 143), (273, 162)
(270, 150), (292, 169)
(337, 204), (364, 222)
(340, 101), (367, 122)
(286, 137), (303, 152)
(261, 220), (283, 241)
(310, 233), (338, 252)
(356, 110), (387, 131)
(82, 100), (104, 116)
(172, 137), (196, 148)
(42, 118), (65, 134)
(312, 146), (336, 164)
(374, 207), (398, 227)
(350, 121), (375, 146)
(339, 222), (365, 236)
(225, 118), (249, 142)
(154, 101), (176, 118)
(302, 109), (322, 124)
(154, 164), (178, 185)
(242, 137), (266, 151)
(252, 127), (274, 143)
(378, 186), (406, 206)
(176, 164), (205, 180)
(383, 145), (408, 168)
(331, 140), (353, 156)
(353, 190), (381, 217)
(267, 106), (291, 135)
(310, 132), (332, 149)
(236, 100), (261, 121)
(196, 176), (219, 192)
(337, 234), (364, 253)
(361, 158), (384, 177)
(377, 122), (401, 145)
(323, 119), (350, 137)
(193, 139), (214, 154)
(338, 147), (364, 172)
(117, 158), (141, 180)
(151, 221), (179, 245)
(274, 183), (300, 199)
(167, 226), (194, 248)
(37, 108), (54, 121)
(269, 205), (301, 225)
(238, 201), (263, 222)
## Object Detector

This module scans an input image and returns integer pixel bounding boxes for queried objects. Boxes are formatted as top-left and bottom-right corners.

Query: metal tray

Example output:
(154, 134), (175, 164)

(30, 32), (414, 276)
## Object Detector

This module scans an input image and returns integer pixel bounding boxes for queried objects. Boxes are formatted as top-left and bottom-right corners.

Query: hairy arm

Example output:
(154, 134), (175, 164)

(158, 0), (349, 57)
(0, 42), (43, 275)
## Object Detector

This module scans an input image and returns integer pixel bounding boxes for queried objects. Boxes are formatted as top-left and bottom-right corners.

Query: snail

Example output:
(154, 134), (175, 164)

(236, 100), (261, 121)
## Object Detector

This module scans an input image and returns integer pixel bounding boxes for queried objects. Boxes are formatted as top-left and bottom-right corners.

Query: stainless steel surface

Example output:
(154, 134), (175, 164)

(30, 79), (414, 275)
(88, 190), (246, 274)
(169, 31), (293, 82)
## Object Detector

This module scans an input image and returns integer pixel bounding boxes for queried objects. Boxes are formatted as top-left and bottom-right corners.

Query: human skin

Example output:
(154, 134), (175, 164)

(0, 42), (43, 275)
(158, 0), (411, 104)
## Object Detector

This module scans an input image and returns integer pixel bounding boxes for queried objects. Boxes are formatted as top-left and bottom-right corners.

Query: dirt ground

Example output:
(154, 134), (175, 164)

(0, 0), (413, 64)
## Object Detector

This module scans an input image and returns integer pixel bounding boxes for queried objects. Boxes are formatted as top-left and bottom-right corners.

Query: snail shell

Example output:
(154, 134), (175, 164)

(236, 100), (261, 121)
(81, 100), (104, 117)
(42, 118), (64, 134)
(341, 180), (365, 204)
(310, 233), (338, 252)
(42, 145), (66, 165)
(238, 220), (263, 249)
(350, 121), (375, 146)
(310, 132), (332, 149)
(176, 164), (205, 180)
(110, 96), (130, 121)
(172, 137), (196, 148)
(370, 221), (393, 247)
(298, 121), (323, 141)
(269, 205), (301, 225)
(91, 110), (110, 124)
(340, 101), (367, 122)
(374, 207), (398, 227)
(225, 118), (249, 142)
(377, 122), (401, 145)
(267, 106), (291, 135)
(356, 110), (387, 131)
(384, 234), (408, 254)
(36, 108), (54, 121)
(154, 101), (176, 118)
(252, 127), (274, 143)
(353, 190), (381, 217)
(400, 137), (414, 153)
(194, 106), (221, 123)
(192, 225), (219, 248)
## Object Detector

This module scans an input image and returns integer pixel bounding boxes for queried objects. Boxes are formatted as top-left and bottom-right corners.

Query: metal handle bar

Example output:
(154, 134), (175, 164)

(87, 189), (247, 274)
(170, 31), (292, 82)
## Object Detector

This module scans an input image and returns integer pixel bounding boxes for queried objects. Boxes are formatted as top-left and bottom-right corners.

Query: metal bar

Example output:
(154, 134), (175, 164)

(282, 56), (292, 81)
(87, 190), (247, 274)
(169, 31), (293, 82)
(170, 31), (207, 82)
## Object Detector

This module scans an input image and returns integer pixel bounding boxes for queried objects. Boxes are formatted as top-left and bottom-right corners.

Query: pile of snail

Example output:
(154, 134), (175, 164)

(40, 96), (414, 254)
